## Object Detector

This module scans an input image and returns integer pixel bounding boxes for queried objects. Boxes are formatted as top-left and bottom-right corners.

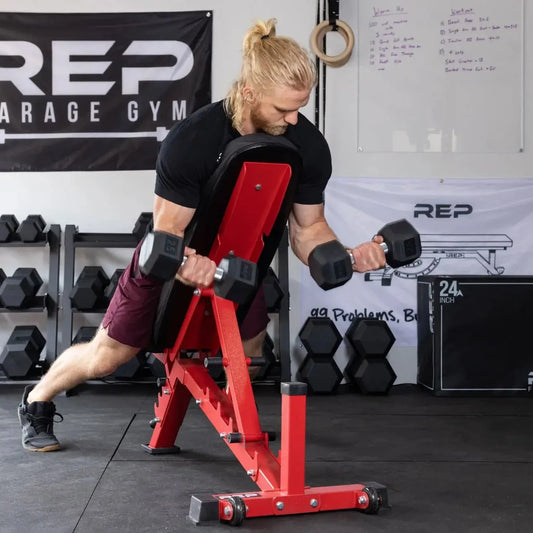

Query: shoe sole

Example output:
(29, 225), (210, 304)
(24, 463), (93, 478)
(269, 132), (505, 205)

(23, 443), (61, 452)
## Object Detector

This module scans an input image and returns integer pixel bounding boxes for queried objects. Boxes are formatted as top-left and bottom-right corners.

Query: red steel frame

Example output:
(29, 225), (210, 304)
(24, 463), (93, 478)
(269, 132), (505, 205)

(144, 161), (384, 524)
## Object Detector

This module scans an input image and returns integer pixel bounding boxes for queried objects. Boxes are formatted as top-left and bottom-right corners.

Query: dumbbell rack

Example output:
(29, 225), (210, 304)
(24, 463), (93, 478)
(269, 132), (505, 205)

(0, 225), (61, 375)
(60, 224), (140, 355)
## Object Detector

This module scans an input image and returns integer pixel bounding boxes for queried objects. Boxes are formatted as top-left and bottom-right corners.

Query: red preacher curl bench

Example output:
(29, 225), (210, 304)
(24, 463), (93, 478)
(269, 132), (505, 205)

(142, 134), (390, 526)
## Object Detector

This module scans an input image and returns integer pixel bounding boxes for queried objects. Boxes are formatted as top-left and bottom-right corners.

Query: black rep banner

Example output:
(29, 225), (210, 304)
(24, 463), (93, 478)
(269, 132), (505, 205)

(0, 11), (212, 171)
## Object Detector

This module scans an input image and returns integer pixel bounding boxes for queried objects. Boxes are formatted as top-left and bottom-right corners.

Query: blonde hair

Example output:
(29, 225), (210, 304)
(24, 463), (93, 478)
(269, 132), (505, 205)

(225, 18), (317, 131)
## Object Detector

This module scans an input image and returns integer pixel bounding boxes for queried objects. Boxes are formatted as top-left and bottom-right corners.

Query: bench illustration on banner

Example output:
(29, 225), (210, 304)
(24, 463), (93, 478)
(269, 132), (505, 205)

(364, 233), (513, 286)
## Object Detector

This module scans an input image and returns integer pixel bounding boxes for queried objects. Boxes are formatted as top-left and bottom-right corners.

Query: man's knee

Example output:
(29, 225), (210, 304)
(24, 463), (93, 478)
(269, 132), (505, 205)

(87, 329), (140, 378)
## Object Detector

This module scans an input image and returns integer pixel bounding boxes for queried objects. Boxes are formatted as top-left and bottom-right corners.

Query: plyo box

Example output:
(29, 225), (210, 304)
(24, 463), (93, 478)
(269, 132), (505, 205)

(417, 276), (533, 396)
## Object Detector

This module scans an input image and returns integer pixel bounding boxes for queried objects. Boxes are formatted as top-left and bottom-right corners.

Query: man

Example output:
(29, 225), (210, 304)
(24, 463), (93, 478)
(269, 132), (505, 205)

(18, 18), (386, 452)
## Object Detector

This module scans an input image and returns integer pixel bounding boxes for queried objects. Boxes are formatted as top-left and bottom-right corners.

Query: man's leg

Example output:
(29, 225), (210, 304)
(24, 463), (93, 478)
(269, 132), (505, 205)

(19, 327), (140, 451)
(18, 239), (165, 452)
(238, 284), (270, 382)
(28, 328), (140, 403)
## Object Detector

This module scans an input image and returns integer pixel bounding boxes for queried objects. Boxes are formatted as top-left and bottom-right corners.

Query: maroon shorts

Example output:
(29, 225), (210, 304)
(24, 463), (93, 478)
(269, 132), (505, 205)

(238, 284), (270, 340)
(102, 244), (269, 348)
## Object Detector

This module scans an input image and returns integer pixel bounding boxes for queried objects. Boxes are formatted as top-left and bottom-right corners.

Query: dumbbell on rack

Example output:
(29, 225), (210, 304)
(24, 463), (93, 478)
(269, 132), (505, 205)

(263, 267), (284, 313)
(0, 267), (43, 308)
(104, 268), (125, 303)
(297, 317), (344, 394)
(132, 212), (153, 242)
(0, 325), (47, 378)
(344, 318), (397, 394)
(0, 214), (48, 242)
(17, 215), (47, 242)
(69, 266), (110, 310)
(146, 352), (166, 378)
(72, 326), (98, 344)
(308, 219), (421, 290)
(139, 231), (258, 304)
(0, 214), (19, 242)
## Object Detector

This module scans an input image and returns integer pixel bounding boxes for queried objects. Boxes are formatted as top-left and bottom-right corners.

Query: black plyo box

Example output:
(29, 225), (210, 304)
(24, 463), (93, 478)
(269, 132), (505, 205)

(417, 276), (533, 396)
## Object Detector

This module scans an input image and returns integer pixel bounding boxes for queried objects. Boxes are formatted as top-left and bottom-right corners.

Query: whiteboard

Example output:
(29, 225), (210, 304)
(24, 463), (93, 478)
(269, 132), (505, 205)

(357, 0), (524, 153)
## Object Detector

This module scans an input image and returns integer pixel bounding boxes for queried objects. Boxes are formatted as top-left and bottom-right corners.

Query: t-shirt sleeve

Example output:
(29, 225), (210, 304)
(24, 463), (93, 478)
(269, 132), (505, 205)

(291, 121), (332, 205)
(154, 123), (206, 209)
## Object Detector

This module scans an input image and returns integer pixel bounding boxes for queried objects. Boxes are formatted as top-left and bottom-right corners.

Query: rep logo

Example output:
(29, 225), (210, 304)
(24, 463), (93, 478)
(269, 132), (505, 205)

(0, 40), (194, 96)
(414, 204), (473, 218)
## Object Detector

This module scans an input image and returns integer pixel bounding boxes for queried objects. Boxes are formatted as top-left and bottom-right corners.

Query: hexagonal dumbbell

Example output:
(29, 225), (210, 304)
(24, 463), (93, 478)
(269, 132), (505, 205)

(215, 254), (257, 304)
(104, 268), (125, 303)
(132, 212), (153, 241)
(299, 317), (342, 356)
(352, 359), (397, 394)
(69, 266), (110, 310)
(146, 352), (166, 378)
(299, 355), (343, 394)
(0, 267), (43, 308)
(260, 333), (280, 381)
(298, 317), (343, 393)
(263, 267), (284, 313)
(17, 214), (46, 242)
(139, 231), (257, 304)
(343, 353), (363, 385)
(72, 326), (98, 345)
(308, 218), (421, 290)
(0, 325), (46, 378)
(0, 214), (19, 242)
(345, 318), (396, 359)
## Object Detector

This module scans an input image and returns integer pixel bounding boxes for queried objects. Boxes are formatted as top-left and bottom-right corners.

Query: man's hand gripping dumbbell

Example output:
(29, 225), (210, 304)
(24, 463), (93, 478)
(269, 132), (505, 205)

(308, 219), (422, 290)
(138, 231), (257, 304)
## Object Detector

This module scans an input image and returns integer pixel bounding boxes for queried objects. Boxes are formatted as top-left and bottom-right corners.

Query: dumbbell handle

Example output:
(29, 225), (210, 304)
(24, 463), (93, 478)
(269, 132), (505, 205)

(347, 241), (388, 266)
(181, 253), (257, 304)
(180, 256), (225, 281)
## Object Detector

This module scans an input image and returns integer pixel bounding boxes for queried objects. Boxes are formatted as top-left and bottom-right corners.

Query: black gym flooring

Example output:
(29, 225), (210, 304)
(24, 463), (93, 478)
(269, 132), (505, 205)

(1, 382), (532, 532)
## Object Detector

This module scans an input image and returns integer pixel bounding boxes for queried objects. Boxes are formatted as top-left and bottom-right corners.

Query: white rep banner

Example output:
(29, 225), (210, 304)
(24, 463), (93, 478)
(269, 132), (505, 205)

(299, 177), (533, 347)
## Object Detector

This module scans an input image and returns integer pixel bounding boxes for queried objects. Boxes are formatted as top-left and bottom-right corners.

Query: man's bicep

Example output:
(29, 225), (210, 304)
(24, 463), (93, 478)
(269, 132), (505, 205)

(153, 194), (196, 237)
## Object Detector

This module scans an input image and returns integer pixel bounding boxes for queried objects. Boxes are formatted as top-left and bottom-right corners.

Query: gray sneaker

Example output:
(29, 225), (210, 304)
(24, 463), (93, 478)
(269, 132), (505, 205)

(18, 386), (63, 452)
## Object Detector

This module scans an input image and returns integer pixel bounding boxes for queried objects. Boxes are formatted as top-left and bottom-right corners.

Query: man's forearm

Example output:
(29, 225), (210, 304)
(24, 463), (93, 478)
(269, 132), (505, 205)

(289, 217), (338, 265)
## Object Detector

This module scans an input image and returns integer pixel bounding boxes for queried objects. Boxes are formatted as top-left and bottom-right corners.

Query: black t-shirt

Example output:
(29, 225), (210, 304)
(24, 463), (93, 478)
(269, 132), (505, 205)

(155, 100), (332, 208)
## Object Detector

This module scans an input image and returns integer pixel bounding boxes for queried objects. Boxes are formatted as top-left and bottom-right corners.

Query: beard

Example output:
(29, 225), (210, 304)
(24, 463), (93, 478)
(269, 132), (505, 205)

(249, 105), (288, 136)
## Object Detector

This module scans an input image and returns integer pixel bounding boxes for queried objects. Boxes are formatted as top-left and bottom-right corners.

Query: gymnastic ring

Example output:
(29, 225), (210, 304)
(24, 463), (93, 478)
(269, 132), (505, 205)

(310, 19), (355, 67)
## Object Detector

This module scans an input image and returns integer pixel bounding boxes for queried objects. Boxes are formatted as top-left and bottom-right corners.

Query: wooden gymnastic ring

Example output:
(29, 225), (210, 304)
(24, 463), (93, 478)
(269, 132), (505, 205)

(310, 19), (355, 68)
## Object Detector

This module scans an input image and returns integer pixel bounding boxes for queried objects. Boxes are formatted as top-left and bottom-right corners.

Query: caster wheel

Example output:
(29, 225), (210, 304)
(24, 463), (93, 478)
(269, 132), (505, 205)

(225, 496), (246, 526)
(361, 486), (381, 514)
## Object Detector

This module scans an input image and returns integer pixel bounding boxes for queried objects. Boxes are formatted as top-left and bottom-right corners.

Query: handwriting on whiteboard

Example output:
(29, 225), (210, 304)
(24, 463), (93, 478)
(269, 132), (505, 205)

(367, 5), (519, 73)
(368, 5), (422, 70)
(439, 9), (519, 74)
